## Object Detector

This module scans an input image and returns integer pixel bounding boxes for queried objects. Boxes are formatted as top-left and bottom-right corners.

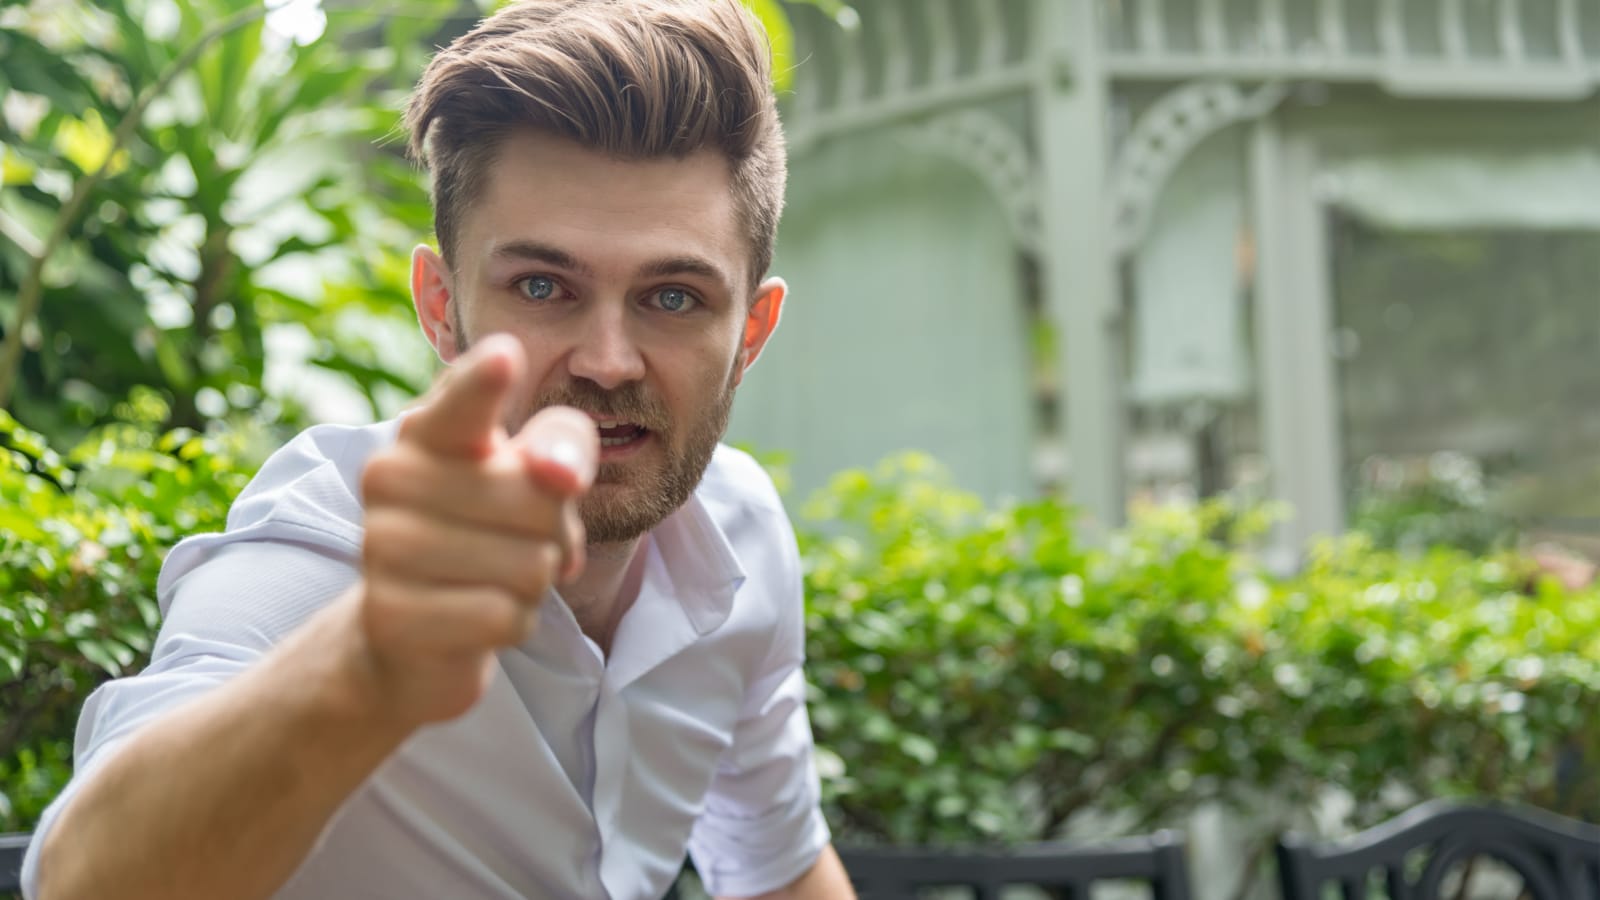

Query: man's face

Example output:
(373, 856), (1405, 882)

(413, 129), (783, 544)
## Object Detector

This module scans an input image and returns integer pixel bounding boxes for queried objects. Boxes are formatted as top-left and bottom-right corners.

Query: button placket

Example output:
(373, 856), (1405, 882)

(590, 677), (634, 898)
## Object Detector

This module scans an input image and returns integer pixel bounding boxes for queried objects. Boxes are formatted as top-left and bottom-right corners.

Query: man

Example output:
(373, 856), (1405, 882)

(22, 1), (856, 898)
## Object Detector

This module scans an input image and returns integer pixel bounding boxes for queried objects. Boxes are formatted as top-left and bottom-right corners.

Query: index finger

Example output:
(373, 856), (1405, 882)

(515, 406), (600, 497)
(400, 334), (525, 459)
(514, 407), (600, 583)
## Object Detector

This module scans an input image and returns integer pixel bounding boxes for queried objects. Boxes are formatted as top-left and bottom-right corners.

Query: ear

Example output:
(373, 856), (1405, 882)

(411, 243), (462, 363)
(733, 276), (786, 387)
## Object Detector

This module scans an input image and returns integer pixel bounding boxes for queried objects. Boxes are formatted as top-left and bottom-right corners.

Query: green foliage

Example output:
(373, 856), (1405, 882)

(0, 0), (448, 442)
(740, 0), (856, 91)
(801, 455), (1271, 842)
(0, 2), (1583, 856)
(1255, 536), (1600, 824)
(0, 0), (853, 450)
(1351, 452), (1518, 556)
(0, 398), (257, 830)
(4, 433), (1598, 857)
(802, 454), (1600, 846)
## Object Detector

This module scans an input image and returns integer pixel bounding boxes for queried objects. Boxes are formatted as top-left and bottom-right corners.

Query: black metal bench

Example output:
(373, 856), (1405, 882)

(1, 832), (28, 894)
(1276, 799), (1600, 900)
(666, 831), (1192, 899)
(5, 828), (1196, 899)
(836, 832), (1193, 900)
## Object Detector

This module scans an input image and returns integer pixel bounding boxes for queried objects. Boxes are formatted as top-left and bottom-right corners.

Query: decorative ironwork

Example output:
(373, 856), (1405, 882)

(1103, 0), (1600, 99)
(780, 0), (1033, 153)
(1108, 80), (1289, 256)
(890, 110), (1042, 255)
(1277, 800), (1600, 900)
(784, 0), (1600, 157)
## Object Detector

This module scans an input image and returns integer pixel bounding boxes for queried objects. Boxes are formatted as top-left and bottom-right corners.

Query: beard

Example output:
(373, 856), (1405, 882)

(536, 370), (737, 543)
(453, 316), (738, 544)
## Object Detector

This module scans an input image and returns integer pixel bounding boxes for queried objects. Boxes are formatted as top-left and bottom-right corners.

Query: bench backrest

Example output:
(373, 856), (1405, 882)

(836, 832), (1193, 900)
(1, 832), (29, 894)
(1277, 800), (1600, 900)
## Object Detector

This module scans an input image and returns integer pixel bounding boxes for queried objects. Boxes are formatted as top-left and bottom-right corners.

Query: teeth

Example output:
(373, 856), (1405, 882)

(600, 435), (639, 448)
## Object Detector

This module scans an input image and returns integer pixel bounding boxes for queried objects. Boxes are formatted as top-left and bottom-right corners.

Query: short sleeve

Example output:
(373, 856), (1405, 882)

(685, 515), (830, 897)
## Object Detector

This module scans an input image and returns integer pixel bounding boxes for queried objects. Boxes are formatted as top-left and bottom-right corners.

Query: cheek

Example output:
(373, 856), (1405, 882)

(670, 334), (741, 386)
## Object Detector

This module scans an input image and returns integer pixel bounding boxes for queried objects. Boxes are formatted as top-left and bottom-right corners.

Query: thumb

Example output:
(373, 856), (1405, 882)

(514, 405), (600, 497)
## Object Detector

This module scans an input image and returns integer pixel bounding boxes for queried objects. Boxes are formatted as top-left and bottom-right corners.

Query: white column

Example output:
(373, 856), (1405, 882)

(1250, 119), (1346, 567)
(1033, 0), (1126, 530)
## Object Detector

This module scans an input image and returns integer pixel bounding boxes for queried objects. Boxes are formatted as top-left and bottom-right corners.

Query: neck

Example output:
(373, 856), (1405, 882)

(558, 536), (647, 656)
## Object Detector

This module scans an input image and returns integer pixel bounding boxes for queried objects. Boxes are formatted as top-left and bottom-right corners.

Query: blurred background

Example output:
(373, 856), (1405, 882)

(7, 1), (1600, 898)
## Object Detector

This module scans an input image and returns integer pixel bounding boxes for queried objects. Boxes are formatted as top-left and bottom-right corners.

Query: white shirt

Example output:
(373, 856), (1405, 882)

(22, 420), (830, 900)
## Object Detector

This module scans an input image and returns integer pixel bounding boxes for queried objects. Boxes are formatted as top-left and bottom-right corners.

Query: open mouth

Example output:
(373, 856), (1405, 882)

(595, 419), (650, 449)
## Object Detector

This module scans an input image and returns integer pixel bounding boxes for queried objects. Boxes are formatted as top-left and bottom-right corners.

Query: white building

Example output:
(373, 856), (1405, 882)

(729, 0), (1600, 558)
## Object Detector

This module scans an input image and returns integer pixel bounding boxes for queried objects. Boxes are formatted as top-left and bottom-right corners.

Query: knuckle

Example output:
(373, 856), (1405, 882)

(359, 579), (407, 641)
(513, 499), (560, 537)
(395, 410), (430, 444)
(516, 549), (556, 598)
(538, 542), (563, 572)
(361, 454), (410, 505)
(478, 590), (527, 644)
(363, 510), (423, 567)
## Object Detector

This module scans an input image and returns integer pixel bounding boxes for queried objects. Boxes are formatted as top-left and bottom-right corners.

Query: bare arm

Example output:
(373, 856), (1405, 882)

(717, 845), (855, 900)
(34, 337), (598, 900)
(36, 595), (408, 900)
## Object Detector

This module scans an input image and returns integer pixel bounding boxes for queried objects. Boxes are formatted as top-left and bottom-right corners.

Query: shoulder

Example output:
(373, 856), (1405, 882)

(694, 444), (789, 534)
(227, 419), (400, 538)
(693, 446), (806, 663)
(693, 445), (799, 583)
(156, 419), (399, 607)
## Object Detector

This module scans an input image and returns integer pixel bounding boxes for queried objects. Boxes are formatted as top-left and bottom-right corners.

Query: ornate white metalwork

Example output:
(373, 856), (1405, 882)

(1103, 0), (1600, 99)
(785, 0), (1600, 153)
(889, 109), (1042, 255)
(781, 0), (1032, 153)
(1108, 80), (1289, 257)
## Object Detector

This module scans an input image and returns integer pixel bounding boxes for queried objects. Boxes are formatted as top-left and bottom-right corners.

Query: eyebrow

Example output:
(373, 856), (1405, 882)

(490, 240), (596, 277)
(491, 240), (735, 294)
(638, 255), (734, 292)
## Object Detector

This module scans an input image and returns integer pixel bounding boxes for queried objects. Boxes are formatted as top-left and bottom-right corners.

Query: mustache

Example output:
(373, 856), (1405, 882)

(535, 380), (670, 431)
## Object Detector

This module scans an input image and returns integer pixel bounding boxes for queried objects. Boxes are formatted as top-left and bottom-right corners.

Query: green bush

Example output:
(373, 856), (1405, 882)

(5, 436), (1599, 862)
(1350, 453), (1518, 556)
(801, 454), (1600, 846)
(801, 454), (1275, 843)
(0, 396), (257, 830)
(1254, 536), (1600, 823)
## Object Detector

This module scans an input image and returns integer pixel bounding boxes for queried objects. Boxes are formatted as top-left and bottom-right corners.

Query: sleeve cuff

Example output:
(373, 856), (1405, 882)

(692, 808), (831, 898)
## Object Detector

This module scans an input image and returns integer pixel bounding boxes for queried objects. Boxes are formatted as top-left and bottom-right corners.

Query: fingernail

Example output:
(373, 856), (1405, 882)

(544, 438), (583, 472)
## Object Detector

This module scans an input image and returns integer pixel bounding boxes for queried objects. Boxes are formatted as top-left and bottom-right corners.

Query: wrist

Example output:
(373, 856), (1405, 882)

(287, 589), (418, 752)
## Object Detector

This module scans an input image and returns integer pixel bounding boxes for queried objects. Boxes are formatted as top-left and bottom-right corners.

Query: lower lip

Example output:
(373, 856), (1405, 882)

(598, 430), (652, 462)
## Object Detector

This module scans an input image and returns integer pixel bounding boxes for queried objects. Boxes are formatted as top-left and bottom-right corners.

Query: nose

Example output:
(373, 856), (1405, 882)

(566, 302), (645, 390)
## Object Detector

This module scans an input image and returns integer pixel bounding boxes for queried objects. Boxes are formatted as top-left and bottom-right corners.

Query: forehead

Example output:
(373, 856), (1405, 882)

(456, 129), (748, 286)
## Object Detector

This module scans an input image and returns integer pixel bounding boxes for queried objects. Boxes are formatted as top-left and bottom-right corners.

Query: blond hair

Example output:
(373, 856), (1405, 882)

(404, 0), (787, 286)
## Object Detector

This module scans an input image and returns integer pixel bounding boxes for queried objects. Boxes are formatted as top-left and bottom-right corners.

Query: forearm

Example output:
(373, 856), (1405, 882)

(36, 594), (413, 900)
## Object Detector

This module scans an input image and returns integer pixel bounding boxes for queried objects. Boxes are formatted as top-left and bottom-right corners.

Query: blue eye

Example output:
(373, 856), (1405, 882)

(653, 288), (695, 312)
(519, 276), (557, 301)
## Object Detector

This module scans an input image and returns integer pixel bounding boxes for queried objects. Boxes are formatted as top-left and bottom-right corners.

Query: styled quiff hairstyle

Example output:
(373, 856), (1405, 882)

(403, 0), (787, 287)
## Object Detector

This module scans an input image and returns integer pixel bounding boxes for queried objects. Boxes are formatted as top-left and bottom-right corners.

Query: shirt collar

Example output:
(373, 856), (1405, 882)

(600, 492), (747, 689)
(653, 492), (747, 634)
